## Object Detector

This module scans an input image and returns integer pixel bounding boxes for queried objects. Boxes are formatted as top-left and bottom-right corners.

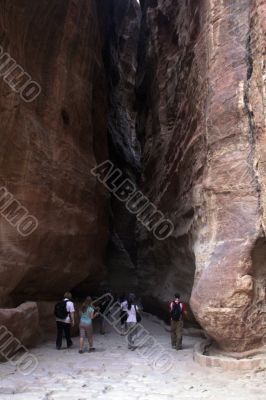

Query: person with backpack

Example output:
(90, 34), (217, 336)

(79, 296), (98, 354)
(126, 293), (141, 350)
(170, 293), (186, 350)
(54, 292), (75, 350)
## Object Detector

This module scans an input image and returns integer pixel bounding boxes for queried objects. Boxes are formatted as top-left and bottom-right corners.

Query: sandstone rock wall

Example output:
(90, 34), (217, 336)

(0, 0), (109, 309)
(191, 0), (266, 352)
(137, 0), (266, 351)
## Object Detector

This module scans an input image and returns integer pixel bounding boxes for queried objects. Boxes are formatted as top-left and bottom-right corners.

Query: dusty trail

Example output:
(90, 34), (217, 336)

(0, 314), (265, 400)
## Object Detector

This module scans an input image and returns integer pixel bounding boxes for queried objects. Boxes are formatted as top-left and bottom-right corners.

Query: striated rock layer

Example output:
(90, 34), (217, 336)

(0, 0), (109, 311)
(137, 0), (266, 351)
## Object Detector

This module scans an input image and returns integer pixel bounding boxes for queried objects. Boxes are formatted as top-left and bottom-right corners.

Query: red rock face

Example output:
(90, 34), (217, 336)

(137, 0), (266, 351)
(0, 0), (109, 307)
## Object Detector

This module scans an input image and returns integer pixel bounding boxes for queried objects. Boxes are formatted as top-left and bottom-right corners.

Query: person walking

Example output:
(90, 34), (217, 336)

(126, 293), (140, 350)
(54, 292), (75, 350)
(170, 293), (186, 350)
(79, 296), (98, 354)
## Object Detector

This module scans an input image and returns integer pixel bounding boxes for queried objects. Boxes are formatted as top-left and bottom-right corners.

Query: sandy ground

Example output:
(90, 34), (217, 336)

(0, 314), (266, 400)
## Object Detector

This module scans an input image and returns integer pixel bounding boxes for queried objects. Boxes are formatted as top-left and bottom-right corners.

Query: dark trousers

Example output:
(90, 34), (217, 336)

(56, 321), (72, 349)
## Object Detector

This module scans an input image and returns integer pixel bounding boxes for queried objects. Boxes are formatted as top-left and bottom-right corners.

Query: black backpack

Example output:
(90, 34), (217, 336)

(170, 302), (182, 321)
(54, 300), (69, 319)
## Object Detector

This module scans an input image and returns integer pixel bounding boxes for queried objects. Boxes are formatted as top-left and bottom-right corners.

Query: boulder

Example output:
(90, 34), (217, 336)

(0, 302), (39, 361)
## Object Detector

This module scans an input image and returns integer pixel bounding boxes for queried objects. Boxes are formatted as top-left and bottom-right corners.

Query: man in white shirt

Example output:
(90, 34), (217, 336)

(126, 294), (140, 350)
(55, 292), (75, 350)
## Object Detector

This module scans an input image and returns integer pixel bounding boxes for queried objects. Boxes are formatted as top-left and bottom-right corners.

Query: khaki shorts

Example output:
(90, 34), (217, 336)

(79, 323), (93, 339)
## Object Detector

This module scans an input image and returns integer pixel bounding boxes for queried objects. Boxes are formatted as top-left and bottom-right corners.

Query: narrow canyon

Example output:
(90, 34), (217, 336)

(0, 0), (266, 364)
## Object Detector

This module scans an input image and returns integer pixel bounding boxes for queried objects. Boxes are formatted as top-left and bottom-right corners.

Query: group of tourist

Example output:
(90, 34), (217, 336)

(54, 291), (186, 353)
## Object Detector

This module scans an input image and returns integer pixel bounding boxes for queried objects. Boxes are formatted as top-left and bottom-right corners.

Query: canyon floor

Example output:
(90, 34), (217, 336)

(0, 314), (266, 400)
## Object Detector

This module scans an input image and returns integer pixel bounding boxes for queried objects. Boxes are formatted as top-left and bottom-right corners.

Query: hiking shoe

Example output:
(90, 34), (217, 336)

(89, 347), (95, 352)
(79, 350), (84, 354)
